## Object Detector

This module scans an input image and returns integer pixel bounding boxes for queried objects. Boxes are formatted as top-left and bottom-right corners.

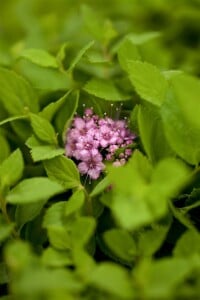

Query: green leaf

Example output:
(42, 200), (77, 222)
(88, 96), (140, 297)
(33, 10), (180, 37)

(17, 59), (72, 93)
(43, 202), (71, 250)
(6, 177), (64, 204)
(138, 102), (174, 163)
(0, 214), (15, 242)
(137, 217), (172, 257)
(30, 113), (57, 145)
(44, 155), (81, 189)
(88, 262), (134, 299)
(19, 48), (59, 68)
(161, 88), (200, 165)
(103, 229), (137, 263)
(109, 151), (190, 230)
(171, 74), (200, 129)
(71, 217), (96, 247)
(0, 134), (10, 163)
(30, 146), (64, 162)
(135, 258), (194, 299)
(0, 149), (24, 189)
(84, 78), (130, 101)
(173, 230), (200, 257)
(43, 202), (65, 228)
(81, 5), (117, 45)
(90, 176), (110, 197)
(127, 61), (168, 106)
(0, 67), (39, 115)
(39, 91), (71, 121)
(118, 37), (141, 71)
(55, 91), (79, 139)
(69, 40), (94, 71)
(15, 201), (46, 228)
(65, 190), (85, 217)
(15, 268), (81, 294)
(26, 135), (64, 162)
(127, 32), (161, 45)
(0, 115), (28, 127)
(42, 247), (72, 267)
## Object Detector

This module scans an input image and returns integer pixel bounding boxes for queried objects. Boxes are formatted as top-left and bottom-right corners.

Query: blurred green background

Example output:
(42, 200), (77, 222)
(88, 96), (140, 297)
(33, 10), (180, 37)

(0, 0), (199, 75)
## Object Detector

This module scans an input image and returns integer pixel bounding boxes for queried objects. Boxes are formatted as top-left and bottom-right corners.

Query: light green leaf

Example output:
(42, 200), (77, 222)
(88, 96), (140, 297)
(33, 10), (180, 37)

(138, 102), (174, 163)
(7, 177), (64, 204)
(43, 202), (65, 228)
(0, 149), (24, 189)
(90, 177), (110, 197)
(30, 146), (64, 162)
(30, 113), (57, 145)
(26, 135), (64, 162)
(0, 67), (39, 115)
(88, 262), (134, 298)
(84, 78), (130, 101)
(43, 202), (71, 250)
(173, 230), (200, 257)
(65, 190), (85, 217)
(135, 258), (194, 299)
(44, 155), (80, 189)
(109, 151), (190, 230)
(118, 37), (141, 71)
(103, 229), (137, 263)
(127, 61), (168, 106)
(127, 32), (161, 45)
(171, 74), (200, 130)
(161, 88), (200, 165)
(42, 247), (72, 267)
(19, 48), (59, 68)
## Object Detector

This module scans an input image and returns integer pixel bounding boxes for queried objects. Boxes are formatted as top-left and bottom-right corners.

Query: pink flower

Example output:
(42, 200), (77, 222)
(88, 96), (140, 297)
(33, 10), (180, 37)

(65, 107), (136, 180)
(78, 151), (105, 179)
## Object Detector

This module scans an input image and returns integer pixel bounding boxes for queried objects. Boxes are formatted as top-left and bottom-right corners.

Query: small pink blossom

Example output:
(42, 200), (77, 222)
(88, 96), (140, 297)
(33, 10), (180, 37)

(65, 107), (136, 180)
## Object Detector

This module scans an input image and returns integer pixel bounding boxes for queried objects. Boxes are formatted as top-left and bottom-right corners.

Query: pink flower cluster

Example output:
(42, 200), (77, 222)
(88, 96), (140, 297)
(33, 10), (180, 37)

(65, 108), (136, 180)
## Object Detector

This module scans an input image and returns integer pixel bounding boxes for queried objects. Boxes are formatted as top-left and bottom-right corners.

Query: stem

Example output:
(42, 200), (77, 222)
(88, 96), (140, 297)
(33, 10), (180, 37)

(83, 187), (93, 216)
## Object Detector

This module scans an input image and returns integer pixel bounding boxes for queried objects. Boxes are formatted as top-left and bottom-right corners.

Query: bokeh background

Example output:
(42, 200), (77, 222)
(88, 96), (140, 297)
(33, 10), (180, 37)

(0, 0), (199, 75)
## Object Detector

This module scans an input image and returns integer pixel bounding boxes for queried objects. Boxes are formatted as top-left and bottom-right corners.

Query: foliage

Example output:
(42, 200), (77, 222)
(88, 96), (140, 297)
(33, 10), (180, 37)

(0, 0), (200, 299)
